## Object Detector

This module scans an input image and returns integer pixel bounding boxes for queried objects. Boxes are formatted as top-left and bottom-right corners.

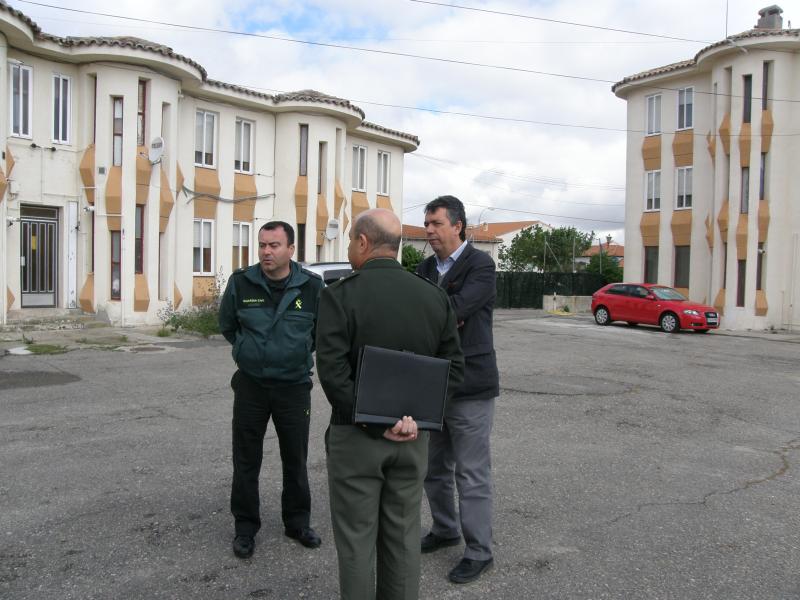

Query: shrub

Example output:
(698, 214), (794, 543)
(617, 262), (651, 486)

(157, 269), (226, 338)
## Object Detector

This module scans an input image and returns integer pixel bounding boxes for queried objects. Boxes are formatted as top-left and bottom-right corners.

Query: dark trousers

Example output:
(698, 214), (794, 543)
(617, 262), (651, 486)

(231, 370), (312, 537)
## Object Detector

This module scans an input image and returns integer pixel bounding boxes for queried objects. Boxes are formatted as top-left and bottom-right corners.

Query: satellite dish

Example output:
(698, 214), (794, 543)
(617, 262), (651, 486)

(148, 136), (165, 164)
(325, 219), (340, 241)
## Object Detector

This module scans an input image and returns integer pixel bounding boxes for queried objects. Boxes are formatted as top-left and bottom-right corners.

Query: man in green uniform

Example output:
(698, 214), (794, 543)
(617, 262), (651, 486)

(316, 208), (464, 600)
(218, 221), (324, 559)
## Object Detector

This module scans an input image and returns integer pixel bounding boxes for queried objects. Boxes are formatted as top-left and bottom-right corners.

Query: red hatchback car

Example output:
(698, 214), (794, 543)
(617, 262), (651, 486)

(591, 283), (720, 333)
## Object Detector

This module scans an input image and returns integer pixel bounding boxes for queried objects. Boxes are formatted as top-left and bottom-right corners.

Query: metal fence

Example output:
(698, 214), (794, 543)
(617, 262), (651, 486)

(496, 272), (606, 309)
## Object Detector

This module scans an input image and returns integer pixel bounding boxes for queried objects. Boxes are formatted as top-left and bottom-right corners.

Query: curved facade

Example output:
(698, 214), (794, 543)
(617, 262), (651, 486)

(0, 4), (418, 325)
(613, 7), (800, 330)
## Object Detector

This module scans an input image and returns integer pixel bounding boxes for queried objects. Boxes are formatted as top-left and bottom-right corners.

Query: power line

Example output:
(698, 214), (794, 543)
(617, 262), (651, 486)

(22, 13), (699, 46)
(411, 154), (626, 196)
(15, 0), (800, 106)
(408, 0), (713, 44)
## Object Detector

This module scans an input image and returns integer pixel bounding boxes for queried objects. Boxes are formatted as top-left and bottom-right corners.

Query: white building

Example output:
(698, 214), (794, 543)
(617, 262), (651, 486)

(0, 4), (418, 325)
(613, 5), (800, 330)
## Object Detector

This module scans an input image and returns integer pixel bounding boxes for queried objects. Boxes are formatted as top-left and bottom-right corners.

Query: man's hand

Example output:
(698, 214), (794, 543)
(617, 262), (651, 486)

(383, 416), (419, 442)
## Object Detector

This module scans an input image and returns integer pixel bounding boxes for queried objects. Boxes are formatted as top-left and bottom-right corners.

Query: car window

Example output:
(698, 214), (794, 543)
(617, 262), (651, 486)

(651, 287), (687, 301)
(606, 285), (627, 296)
(633, 286), (649, 298)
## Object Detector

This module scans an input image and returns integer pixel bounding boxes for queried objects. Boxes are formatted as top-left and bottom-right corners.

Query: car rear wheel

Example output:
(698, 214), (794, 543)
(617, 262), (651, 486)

(660, 312), (680, 333)
(594, 307), (610, 326)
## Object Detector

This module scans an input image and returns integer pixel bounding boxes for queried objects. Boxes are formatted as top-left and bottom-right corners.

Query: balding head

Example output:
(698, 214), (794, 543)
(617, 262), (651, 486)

(348, 209), (402, 269)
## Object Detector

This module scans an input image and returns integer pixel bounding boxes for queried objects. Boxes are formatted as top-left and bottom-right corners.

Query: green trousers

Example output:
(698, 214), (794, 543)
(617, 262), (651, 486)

(327, 425), (429, 600)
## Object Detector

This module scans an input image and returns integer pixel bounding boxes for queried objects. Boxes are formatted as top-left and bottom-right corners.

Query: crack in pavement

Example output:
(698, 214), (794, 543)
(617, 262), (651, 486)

(500, 385), (634, 398)
(604, 437), (800, 525)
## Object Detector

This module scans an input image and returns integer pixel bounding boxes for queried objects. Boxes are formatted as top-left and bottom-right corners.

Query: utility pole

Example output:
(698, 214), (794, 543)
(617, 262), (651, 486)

(598, 236), (603, 275)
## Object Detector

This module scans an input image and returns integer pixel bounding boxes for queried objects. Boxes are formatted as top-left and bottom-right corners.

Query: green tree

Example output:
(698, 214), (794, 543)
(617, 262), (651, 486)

(401, 244), (426, 273)
(498, 225), (594, 272)
(585, 252), (623, 283)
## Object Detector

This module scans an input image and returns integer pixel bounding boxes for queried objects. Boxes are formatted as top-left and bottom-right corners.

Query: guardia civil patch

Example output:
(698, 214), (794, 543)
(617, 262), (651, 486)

(243, 298), (265, 304)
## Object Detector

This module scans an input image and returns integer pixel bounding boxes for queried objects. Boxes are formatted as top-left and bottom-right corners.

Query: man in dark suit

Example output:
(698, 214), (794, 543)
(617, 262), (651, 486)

(417, 195), (500, 584)
(316, 208), (464, 599)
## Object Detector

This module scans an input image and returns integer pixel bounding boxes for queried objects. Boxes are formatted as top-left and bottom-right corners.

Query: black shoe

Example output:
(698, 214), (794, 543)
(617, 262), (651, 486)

(421, 532), (461, 554)
(284, 527), (321, 549)
(448, 557), (494, 584)
(232, 534), (254, 559)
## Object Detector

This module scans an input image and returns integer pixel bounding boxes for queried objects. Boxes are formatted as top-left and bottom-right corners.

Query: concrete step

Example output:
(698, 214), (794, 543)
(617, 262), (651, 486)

(2, 308), (110, 332)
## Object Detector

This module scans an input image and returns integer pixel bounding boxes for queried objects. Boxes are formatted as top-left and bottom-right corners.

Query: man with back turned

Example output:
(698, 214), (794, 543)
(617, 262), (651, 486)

(316, 208), (464, 599)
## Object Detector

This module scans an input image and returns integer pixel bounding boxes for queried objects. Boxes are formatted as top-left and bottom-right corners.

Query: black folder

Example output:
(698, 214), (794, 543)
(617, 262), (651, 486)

(354, 345), (451, 431)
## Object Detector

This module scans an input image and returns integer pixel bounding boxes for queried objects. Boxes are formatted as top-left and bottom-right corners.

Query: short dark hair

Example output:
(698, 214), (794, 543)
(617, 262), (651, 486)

(260, 221), (295, 246)
(353, 213), (401, 253)
(424, 195), (467, 242)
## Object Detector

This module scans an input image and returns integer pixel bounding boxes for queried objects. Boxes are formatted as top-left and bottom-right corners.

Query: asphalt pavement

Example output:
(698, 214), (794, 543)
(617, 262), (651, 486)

(1, 311), (798, 599)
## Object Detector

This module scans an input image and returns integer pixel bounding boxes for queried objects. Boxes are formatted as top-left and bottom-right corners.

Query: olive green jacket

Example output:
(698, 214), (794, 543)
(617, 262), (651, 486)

(316, 258), (465, 426)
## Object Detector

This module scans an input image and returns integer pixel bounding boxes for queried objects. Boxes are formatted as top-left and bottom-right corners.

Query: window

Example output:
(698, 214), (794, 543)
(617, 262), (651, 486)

(352, 145), (367, 191)
(134, 205), (144, 274)
(52, 74), (70, 143)
(646, 94), (661, 135)
(377, 151), (390, 196)
(299, 124), (309, 176)
(297, 224), (306, 263)
(137, 80), (147, 147)
(741, 167), (750, 214)
(736, 259), (746, 306)
(756, 243), (764, 291)
(193, 219), (214, 274)
(762, 61), (771, 111)
(235, 118), (253, 173)
(759, 153), (766, 201)
(645, 171), (661, 211)
(677, 87), (693, 129)
(318, 142), (327, 195)
(722, 243), (728, 288)
(644, 246), (659, 284)
(674, 246), (690, 289)
(10, 63), (32, 138)
(743, 75), (752, 124)
(194, 110), (216, 168)
(232, 222), (251, 271)
(112, 97), (123, 167)
(111, 231), (121, 300)
(676, 167), (692, 209)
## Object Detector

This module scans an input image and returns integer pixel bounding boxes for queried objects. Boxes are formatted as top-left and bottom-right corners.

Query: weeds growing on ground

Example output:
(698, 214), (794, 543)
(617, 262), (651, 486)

(157, 269), (225, 338)
(27, 343), (68, 355)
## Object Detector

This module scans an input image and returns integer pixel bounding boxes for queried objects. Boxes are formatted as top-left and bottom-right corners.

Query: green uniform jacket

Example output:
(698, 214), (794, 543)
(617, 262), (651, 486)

(218, 261), (323, 384)
(316, 258), (465, 426)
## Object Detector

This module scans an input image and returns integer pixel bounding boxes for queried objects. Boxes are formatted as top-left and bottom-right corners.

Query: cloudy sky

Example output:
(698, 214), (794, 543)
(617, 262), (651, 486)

(10, 0), (791, 242)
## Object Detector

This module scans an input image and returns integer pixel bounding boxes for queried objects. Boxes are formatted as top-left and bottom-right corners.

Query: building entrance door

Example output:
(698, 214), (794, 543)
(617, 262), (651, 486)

(20, 206), (58, 307)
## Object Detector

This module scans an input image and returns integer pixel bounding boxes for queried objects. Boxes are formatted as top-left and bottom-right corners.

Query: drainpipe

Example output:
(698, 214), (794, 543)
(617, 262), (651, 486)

(0, 33), (8, 326)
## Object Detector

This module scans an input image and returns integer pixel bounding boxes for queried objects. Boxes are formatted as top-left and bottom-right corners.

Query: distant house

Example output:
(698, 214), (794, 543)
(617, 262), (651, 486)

(578, 241), (625, 269)
(402, 224), (502, 264)
(469, 220), (550, 249)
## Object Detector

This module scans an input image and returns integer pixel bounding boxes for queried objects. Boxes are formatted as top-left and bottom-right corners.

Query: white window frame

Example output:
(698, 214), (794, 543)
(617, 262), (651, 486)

(676, 167), (692, 209)
(10, 63), (33, 138)
(234, 118), (253, 174)
(645, 94), (661, 136)
(677, 86), (693, 130)
(645, 170), (661, 211)
(195, 109), (217, 168)
(232, 222), (252, 271)
(352, 145), (367, 192)
(193, 218), (215, 275)
(377, 151), (390, 196)
(52, 73), (71, 144)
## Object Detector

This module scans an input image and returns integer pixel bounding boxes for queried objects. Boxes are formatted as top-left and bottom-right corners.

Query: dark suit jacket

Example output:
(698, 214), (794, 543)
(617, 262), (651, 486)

(417, 243), (499, 401)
